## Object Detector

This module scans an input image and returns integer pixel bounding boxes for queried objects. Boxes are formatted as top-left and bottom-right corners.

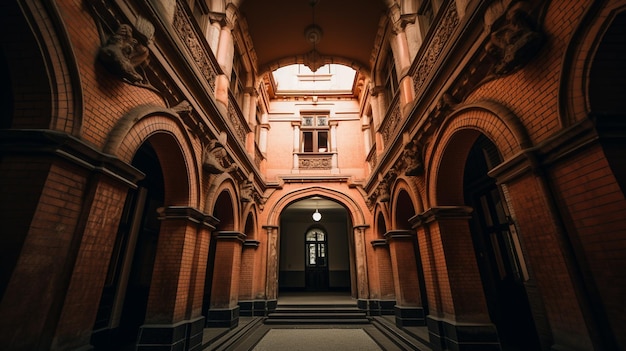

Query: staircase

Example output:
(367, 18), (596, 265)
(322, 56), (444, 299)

(264, 302), (370, 325)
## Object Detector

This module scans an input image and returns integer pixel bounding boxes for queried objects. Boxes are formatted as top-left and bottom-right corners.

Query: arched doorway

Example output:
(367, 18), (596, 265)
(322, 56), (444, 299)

(92, 142), (164, 350)
(463, 135), (539, 350)
(278, 197), (352, 294)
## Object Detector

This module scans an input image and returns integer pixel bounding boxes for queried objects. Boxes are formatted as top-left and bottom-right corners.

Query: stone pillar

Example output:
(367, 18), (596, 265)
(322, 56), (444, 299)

(214, 22), (234, 107)
(206, 231), (246, 328)
(264, 225), (279, 313)
(259, 113), (270, 154)
(291, 121), (301, 173)
(385, 229), (425, 327)
(388, 6), (416, 111)
(353, 225), (370, 310)
(330, 121), (339, 173)
(138, 206), (217, 351)
(414, 207), (499, 351)
(206, 13), (225, 53)
(362, 115), (372, 155)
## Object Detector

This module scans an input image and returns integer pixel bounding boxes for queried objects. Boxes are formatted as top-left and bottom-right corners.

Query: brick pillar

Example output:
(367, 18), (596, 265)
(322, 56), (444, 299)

(137, 206), (217, 351)
(415, 206), (499, 351)
(206, 231), (245, 327)
(0, 130), (143, 350)
(370, 239), (396, 316)
(238, 239), (264, 316)
(385, 229), (425, 327)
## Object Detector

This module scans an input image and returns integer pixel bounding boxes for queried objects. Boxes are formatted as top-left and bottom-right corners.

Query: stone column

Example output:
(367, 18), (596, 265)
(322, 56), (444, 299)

(415, 206), (498, 351)
(388, 5), (416, 111)
(138, 206), (217, 351)
(330, 121), (339, 173)
(214, 21), (234, 107)
(264, 225), (279, 313)
(385, 229), (425, 327)
(259, 113), (270, 154)
(353, 225), (370, 307)
(206, 231), (246, 328)
(291, 121), (301, 173)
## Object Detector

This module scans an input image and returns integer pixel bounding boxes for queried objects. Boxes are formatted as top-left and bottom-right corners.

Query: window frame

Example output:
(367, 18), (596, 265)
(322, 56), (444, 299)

(300, 114), (330, 153)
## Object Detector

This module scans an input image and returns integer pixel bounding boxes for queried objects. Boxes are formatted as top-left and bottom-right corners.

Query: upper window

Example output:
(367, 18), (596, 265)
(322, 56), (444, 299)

(301, 115), (329, 153)
(231, 48), (245, 107)
(383, 52), (398, 107)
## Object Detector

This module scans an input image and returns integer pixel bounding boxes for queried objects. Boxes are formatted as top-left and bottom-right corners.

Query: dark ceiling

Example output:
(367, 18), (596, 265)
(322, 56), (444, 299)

(239, 0), (387, 73)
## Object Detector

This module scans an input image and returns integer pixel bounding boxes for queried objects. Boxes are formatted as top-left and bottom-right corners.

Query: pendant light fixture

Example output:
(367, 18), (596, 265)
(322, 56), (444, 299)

(312, 198), (322, 221)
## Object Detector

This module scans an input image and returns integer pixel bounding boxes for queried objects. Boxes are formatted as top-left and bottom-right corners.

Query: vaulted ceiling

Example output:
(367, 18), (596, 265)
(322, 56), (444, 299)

(238, 0), (388, 74)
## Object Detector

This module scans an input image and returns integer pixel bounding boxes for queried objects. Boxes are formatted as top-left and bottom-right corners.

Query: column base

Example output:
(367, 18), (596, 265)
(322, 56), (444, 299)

(238, 299), (276, 316)
(205, 306), (239, 328)
(358, 299), (396, 316)
(136, 316), (205, 351)
(395, 305), (426, 327)
(427, 315), (501, 351)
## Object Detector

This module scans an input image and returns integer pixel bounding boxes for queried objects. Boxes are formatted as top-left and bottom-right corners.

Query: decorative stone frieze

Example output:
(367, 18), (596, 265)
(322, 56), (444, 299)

(173, 3), (218, 91)
(411, 2), (459, 96)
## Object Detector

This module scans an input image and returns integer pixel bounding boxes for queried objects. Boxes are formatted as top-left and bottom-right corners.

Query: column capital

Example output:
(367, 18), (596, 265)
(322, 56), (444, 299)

(371, 239), (388, 248)
(243, 239), (260, 249)
(384, 229), (413, 241)
(157, 206), (218, 229)
(410, 206), (473, 228)
(213, 230), (246, 243)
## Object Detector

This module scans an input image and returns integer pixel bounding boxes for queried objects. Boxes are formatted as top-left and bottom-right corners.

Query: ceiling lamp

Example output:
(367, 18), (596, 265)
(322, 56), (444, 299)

(312, 208), (322, 221)
(304, 0), (323, 72)
(312, 197), (322, 221)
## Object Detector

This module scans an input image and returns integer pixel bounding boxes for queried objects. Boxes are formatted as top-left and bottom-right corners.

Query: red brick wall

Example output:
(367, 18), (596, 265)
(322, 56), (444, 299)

(549, 144), (626, 348)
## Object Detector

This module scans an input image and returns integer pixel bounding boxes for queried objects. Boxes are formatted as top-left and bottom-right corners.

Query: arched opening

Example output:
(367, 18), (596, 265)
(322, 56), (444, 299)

(463, 134), (539, 350)
(376, 212), (386, 238)
(238, 211), (259, 315)
(590, 11), (626, 195)
(278, 196), (352, 294)
(202, 189), (236, 318)
(394, 189), (428, 316)
(92, 142), (164, 350)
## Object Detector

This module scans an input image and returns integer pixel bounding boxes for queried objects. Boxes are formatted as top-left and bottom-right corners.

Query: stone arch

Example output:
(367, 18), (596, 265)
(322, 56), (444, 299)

(559, 2), (626, 126)
(266, 186), (366, 227)
(427, 101), (529, 206)
(103, 104), (200, 207)
(0, 1), (82, 134)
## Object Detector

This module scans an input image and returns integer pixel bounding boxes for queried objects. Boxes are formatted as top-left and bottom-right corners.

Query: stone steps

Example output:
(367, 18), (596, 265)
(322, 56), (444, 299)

(264, 303), (370, 325)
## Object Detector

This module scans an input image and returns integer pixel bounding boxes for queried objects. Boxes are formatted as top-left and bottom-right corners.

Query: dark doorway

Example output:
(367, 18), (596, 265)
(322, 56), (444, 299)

(304, 227), (329, 291)
(278, 197), (351, 294)
(464, 135), (540, 351)
(92, 142), (164, 350)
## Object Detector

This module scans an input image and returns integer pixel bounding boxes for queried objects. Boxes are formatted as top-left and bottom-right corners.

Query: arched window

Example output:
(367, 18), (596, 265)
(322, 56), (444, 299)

(305, 227), (327, 266)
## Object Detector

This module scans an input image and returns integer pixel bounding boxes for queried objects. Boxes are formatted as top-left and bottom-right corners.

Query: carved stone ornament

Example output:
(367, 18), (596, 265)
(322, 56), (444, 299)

(240, 179), (254, 202)
(97, 17), (154, 84)
(403, 141), (423, 176)
(202, 139), (238, 174)
(485, 1), (544, 75)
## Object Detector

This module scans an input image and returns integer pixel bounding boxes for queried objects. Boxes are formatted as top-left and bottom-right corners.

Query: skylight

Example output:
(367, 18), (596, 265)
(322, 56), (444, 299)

(272, 64), (356, 95)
